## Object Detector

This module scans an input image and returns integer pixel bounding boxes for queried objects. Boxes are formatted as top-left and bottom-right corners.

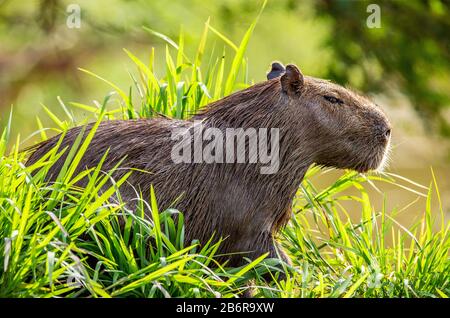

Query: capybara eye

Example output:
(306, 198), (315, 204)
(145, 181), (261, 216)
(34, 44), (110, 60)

(323, 95), (343, 104)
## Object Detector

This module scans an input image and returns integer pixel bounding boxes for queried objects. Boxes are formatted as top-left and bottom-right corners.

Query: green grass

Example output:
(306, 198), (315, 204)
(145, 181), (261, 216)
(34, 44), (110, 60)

(0, 12), (449, 298)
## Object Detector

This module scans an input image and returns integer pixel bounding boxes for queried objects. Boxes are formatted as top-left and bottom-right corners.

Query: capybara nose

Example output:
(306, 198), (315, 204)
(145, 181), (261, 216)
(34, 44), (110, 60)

(384, 128), (391, 139)
(375, 124), (391, 143)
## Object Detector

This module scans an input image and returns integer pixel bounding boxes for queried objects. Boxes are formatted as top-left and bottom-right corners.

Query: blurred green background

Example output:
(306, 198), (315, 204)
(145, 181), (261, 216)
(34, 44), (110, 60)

(0, 0), (449, 224)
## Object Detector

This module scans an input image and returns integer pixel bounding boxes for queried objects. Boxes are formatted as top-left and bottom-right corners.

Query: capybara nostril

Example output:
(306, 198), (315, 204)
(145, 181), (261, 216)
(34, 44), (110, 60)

(385, 128), (391, 138)
(375, 124), (391, 142)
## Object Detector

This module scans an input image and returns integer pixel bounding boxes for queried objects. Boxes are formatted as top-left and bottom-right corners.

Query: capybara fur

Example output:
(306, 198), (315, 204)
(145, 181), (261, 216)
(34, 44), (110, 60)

(26, 63), (391, 268)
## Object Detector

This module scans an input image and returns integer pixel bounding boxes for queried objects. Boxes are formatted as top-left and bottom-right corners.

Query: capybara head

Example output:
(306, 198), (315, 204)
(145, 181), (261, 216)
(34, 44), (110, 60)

(268, 62), (391, 173)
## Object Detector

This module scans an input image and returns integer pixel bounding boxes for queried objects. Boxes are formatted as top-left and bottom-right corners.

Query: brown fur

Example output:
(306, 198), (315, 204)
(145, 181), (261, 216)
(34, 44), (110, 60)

(26, 64), (391, 267)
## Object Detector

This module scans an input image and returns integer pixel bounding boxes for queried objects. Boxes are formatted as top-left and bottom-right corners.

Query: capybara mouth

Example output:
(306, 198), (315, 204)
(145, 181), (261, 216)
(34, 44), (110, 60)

(356, 139), (391, 173)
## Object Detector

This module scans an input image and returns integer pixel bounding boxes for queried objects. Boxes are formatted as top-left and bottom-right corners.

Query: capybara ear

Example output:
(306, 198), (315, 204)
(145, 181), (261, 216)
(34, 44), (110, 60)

(280, 64), (304, 96)
(267, 61), (286, 80)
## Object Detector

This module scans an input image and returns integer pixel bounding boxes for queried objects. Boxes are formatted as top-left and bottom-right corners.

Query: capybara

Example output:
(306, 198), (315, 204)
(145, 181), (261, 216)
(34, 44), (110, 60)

(27, 62), (391, 268)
